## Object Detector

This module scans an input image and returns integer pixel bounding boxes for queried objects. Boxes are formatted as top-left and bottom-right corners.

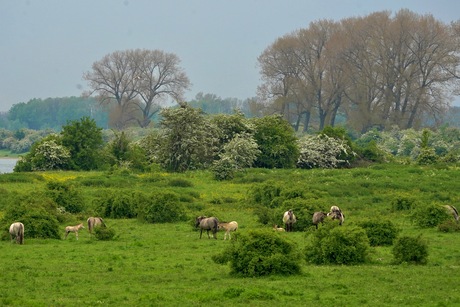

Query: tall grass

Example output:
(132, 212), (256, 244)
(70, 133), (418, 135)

(1, 165), (460, 305)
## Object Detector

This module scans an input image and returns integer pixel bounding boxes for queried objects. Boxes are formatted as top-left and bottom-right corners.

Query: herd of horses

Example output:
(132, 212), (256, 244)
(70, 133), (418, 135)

(195, 204), (459, 239)
(9, 217), (106, 244)
(8, 205), (459, 244)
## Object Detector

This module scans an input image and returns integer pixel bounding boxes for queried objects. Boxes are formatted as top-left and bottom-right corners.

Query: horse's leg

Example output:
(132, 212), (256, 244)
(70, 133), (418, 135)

(65, 231), (69, 239)
(76, 231), (79, 240)
(199, 229), (203, 239)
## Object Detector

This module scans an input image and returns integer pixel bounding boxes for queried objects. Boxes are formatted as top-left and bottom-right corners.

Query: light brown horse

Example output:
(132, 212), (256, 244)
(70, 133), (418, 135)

(273, 224), (285, 232)
(87, 217), (106, 234)
(9, 222), (24, 244)
(218, 221), (238, 240)
(283, 209), (296, 232)
(65, 223), (84, 240)
(195, 216), (219, 239)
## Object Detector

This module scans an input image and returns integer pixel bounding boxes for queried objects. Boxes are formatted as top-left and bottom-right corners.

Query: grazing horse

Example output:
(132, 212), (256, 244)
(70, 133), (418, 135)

(327, 206), (345, 225)
(312, 211), (328, 229)
(283, 209), (297, 232)
(273, 224), (285, 232)
(9, 222), (24, 244)
(65, 223), (84, 240)
(87, 217), (106, 234)
(444, 205), (459, 222)
(218, 221), (238, 240)
(195, 216), (219, 239)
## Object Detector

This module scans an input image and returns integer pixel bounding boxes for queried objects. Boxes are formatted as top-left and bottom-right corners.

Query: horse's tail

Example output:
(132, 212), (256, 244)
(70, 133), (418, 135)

(449, 205), (459, 221)
(19, 223), (24, 244)
(99, 218), (107, 227)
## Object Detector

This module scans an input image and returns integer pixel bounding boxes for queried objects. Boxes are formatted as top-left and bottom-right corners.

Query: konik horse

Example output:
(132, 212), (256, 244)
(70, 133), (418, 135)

(87, 217), (106, 234)
(327, 206), (345, 225)
(283, 209), (297, 232)
(65, 223), (84, 240)
(9, 222), (24, 244)
(195, 216), (219, 239)
(218, 221), (238, 240)
(312, 211), (328, 229)
(444, 205), (459, 222)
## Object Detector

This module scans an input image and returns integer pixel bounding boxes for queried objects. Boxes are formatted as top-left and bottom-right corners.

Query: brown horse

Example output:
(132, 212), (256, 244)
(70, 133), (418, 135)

(195, 216), (219, 239)
(273, 225), (285, 232)
(283, 209), (297, 232)
(218, 221), (238, 240)
(87, 217), (106, 234)
(312, 212), (327, 229)
(9, 222), (24, 244)
(65, 223), (84, 240)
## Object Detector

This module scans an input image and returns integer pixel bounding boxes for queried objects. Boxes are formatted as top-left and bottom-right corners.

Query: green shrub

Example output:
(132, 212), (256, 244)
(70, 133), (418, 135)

(212, 229), (302, 277)
(392, 235), (428, 264)
(137, 191), (187, 223)
(96, 190), (140, 219)
(212, 158), (236, 181)
(391, 194), (416, 211)
(248, 181), (283, 208)
(1, 192), (60, 240)
(358, 219), (400, 246)
(305, 223), (370, 265)
(437, 220), (460, 233)
(411, 204), (451, 228)
(94, 227), (116, 241)
(46, 181), (85, 213)
(168, 178), (194, 187)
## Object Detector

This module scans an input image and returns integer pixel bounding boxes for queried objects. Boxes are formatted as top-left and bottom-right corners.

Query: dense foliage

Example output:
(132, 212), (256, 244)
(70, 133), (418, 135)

(305, 222), (370, 265)
(392, 235), (428, 265)
(213, 229), (302, 277)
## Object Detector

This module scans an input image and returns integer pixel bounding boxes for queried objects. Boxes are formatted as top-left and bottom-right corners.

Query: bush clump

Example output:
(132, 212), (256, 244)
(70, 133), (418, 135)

(1, 192), (60, 240)
(437, 220), (460, 233)
(212, 229), (302, 277)
(358, 219), (400, 246)
(305, 223), (370, 265)
(137, 191), (187, 223)
(94, 227), (116, 241)
(411, 204), (451, 228)
(392, 235), (428, 264)
(46, 181), (85, 213)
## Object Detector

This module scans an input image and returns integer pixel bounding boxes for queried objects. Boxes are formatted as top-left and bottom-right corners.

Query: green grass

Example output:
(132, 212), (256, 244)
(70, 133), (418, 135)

(1, 165), (460, 306)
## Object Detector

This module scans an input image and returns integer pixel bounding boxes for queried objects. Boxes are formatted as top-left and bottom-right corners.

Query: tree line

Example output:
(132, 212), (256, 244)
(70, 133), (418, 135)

(14, 106), (460, 178)
(257, 9), (460, 133)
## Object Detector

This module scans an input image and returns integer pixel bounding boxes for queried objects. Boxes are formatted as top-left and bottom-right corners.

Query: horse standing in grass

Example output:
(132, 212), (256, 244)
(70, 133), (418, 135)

(444, 205), (459, 222)
(312, 212), (328, 229)
(9, 222), (24, 244)
(65, 223), (84, 240)
(87, 217), (106, 234)
(327, 206), (345, 225)
(283, 209), (296, 232)
(195, 216), (219, 239)
(218, 221), (238, 240)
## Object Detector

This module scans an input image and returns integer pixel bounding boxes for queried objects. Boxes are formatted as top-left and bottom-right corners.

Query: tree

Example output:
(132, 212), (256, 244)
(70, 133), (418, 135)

(84, 49), (190, 129)
(251, 115), (299, 168)
(61, 117), (104, 170)
(158, 106), (218, 172)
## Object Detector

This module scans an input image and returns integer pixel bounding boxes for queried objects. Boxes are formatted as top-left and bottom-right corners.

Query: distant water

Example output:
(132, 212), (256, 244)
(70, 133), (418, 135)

(0, 158), (18, 173)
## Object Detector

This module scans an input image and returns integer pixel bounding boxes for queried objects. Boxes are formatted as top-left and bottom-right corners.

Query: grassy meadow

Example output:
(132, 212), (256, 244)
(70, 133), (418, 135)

(1, 164), (460, 306)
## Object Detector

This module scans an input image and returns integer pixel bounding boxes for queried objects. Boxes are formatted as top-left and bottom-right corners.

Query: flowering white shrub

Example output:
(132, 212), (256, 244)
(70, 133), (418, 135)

(296, 134), (354, 169)
(31, 140), (71, 171)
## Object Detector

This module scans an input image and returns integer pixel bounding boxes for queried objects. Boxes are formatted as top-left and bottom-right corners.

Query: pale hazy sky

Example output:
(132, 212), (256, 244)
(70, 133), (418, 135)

(1, 0), (459, 112)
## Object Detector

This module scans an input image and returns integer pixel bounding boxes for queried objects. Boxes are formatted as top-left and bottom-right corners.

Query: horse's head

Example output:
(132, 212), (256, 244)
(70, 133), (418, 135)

(195, 216), (206, 227)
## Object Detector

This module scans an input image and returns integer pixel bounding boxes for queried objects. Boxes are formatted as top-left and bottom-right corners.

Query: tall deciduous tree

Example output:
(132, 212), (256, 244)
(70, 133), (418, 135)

(84, 49), (190, 129)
